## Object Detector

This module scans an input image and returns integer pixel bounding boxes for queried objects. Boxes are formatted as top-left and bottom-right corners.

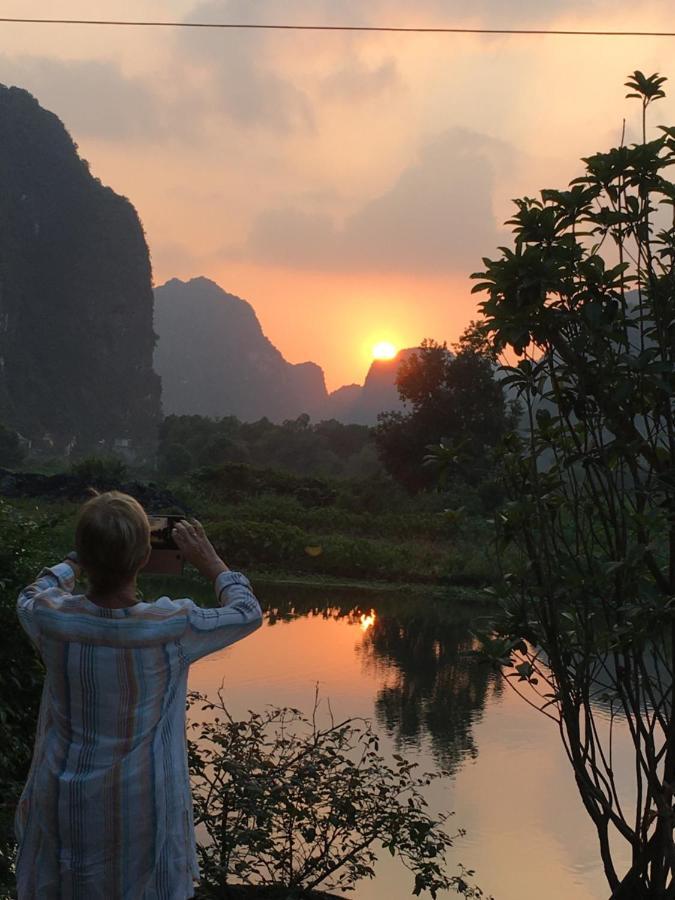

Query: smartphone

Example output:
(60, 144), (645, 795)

(144, 515), (185, 575)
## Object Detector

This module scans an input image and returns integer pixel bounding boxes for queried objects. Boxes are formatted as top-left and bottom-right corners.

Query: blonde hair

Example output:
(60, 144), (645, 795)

(75, 491), (150, 591)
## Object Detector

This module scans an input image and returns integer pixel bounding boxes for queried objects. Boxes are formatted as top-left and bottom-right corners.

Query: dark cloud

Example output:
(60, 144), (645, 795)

(240, 128), (511, 275)
(0, 57), (164, 140)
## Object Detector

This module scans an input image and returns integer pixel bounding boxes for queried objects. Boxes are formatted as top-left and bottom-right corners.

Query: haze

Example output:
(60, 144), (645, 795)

(3, 0), (674, 389)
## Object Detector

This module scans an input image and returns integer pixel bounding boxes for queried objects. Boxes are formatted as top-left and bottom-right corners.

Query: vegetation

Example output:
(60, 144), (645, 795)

(0, 499), (61, 893)
(69, 454), (128, 483)
(159, 414), (378, 480)
(174, 462), (502, 587)
(375, 326), (519, 492)
(189, 689), (490, 899)
(475, 71), (675, 898)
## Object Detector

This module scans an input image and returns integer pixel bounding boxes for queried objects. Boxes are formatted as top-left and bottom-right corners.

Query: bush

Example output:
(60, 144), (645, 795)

(208, 519), (307, 569)
(205, 516), (443, 583)
(191, 464), (336, 508)
(310, 534), (401, 579)
(0, 500), (62, 892)
(70, 454), (128, 483)
(188, 690), (490, 899)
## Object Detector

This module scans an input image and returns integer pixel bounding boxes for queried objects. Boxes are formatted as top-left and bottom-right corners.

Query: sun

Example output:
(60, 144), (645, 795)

(372, 341), (397, 360)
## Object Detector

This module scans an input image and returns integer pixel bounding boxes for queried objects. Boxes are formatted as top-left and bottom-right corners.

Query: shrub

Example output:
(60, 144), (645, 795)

(188, 690), (490, 899)
(191, 464), (336, 508)
(207, 519), (307, 569)
(70, 454), (128, 483)
(0, 500), (61, 892)
(310, 534), (402, 579)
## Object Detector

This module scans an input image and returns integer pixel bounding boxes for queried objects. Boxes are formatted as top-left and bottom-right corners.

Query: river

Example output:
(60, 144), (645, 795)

(185, 580), (630, 900)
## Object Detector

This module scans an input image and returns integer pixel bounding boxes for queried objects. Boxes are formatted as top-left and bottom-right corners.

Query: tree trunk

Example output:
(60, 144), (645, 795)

(609, 870), (650, 900)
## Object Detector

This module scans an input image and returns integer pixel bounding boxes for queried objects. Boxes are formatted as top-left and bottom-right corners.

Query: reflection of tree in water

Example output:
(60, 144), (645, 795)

(255, 584), (501, 773)
(357, 613), (501, 773)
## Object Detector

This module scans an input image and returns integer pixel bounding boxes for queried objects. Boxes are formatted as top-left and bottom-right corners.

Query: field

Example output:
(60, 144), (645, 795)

(0, 461), (505, 591)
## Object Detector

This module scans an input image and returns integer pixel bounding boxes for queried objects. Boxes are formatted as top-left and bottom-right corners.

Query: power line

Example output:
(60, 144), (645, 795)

(0, 17), (674, 38)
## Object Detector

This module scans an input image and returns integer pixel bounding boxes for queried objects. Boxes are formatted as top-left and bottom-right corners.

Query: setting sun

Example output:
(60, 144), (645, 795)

(372, 341), (397, 360)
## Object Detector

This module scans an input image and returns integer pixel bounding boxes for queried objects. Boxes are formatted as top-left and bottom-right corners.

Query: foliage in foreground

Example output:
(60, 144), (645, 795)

(0, 499), (61, 893)
(475, 71), (675, 898)
(188, 691), (490, 899)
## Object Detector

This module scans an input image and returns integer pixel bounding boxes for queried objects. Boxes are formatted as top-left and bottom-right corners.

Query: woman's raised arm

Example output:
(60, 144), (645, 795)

(173, 519), (263, 662)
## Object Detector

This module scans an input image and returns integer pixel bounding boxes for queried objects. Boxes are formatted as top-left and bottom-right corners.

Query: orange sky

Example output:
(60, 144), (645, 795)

(3, 1), (675, 388)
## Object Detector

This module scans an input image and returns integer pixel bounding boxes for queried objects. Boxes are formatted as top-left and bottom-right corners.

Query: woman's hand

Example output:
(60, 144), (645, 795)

(172, 519), (229, 582)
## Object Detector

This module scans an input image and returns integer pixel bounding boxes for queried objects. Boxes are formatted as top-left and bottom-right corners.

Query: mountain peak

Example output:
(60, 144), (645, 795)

(154, 277), (328, 421)
(154, 275), (415, 425)
(0, 82), (161, 450)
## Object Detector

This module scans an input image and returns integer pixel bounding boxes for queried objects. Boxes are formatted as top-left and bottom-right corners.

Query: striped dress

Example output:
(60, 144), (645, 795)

(14, 562), (263, 900)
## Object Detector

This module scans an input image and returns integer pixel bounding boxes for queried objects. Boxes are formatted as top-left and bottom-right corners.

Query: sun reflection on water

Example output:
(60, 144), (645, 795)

(360, 609), (376, 631)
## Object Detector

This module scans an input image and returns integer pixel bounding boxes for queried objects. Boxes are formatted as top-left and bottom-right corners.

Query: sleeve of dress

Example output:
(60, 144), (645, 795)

(182, 570), (263, 664)
(16, 562), (76, 646)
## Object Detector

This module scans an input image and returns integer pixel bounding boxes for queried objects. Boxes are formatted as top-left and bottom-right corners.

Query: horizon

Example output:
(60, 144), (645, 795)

(2, 1), (675, 390)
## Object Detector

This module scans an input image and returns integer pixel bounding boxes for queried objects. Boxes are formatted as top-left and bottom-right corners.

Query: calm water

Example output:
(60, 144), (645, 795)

(184, 582), (629, 900)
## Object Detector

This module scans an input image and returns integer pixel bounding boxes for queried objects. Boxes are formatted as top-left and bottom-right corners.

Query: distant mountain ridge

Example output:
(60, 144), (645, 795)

(335, 350), (416, 425)
(154, 277), (328, 421)
(153, 276), (410, 425)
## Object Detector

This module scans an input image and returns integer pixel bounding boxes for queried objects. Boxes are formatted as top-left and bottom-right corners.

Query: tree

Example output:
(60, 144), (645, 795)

(158, 443), (193, 478)
(375, 329), (514, 491)
(473, 72), (675, 898)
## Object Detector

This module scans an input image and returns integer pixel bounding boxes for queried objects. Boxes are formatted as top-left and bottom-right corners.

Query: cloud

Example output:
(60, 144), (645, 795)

(185, 0), (625, 31)
(181, 1), (315, 133)
(399, 0), (619, 26)
(240, 128), (511, 275)
(0, 57), (164, 140)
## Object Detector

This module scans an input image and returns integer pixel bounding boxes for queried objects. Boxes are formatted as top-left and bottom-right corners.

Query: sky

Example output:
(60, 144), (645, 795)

(3, 1), (675, 389)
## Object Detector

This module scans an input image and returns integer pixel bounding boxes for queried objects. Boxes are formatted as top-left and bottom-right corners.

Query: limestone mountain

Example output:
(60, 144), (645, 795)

(154, 277), (329, 421)
(154, 276), (414, 425)
(154, 277), (414, 425)
(325, 352), (413, 425)
(0, 84), (161, 452)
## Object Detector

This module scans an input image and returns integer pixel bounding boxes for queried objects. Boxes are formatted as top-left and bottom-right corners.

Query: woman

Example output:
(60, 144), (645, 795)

(14, 491), (262, 899)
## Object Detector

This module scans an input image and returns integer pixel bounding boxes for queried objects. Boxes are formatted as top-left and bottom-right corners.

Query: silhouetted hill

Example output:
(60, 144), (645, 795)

(154, 277), (329, 421)
(324, 384), (362, 420)
(326, 351), (413, 425)
(0, 84), (161, 453)
(154, 276), (415, 425)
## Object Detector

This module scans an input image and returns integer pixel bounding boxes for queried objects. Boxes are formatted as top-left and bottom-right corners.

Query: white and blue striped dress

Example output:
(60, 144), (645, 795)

(15, 562), (263, 900)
